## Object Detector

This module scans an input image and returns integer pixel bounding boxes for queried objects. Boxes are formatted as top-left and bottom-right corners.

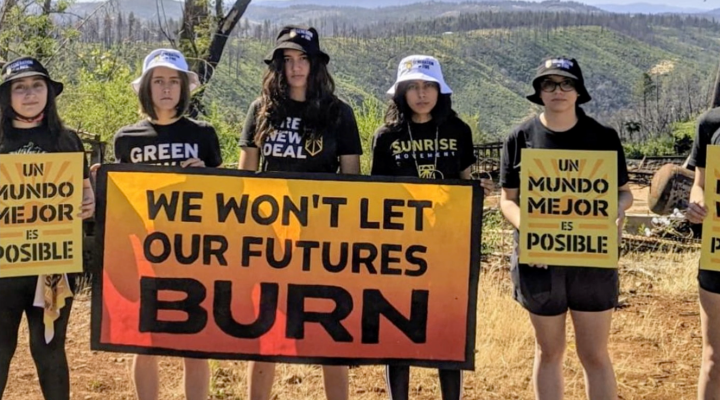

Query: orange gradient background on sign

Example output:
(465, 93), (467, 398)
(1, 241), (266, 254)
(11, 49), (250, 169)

(99, 171), (475, 362)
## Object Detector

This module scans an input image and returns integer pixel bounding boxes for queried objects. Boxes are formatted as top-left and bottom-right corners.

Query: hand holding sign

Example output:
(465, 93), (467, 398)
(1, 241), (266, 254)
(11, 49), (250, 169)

(516, 247), (547, 269)
(616, 208), (625, 239)
(180, 158), (205, 168)
(687, 201), (708, 224)
(78, 179), (95, 220)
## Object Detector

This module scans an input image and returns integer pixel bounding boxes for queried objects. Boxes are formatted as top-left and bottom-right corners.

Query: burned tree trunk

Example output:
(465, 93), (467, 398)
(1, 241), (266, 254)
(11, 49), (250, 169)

(181, 0), (252, 117)
(649, 55), (720, 216)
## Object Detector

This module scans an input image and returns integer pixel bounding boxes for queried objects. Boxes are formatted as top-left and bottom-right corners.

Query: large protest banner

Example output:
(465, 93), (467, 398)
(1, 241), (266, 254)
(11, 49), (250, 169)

(0, 153), (84, 277)
(519, 149), (618, 268)
(701, 146), (720, 271)
(91, 165), (483, 370)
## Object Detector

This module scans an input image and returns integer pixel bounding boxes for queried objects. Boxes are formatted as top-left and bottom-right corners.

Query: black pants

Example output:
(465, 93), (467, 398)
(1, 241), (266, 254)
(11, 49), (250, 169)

(0, 276), (74, 400)
(386, 365), (462, 400)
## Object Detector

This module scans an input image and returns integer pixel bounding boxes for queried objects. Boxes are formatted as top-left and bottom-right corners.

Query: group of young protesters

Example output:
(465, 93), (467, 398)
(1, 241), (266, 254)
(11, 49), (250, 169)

(1, 22), (719, 400)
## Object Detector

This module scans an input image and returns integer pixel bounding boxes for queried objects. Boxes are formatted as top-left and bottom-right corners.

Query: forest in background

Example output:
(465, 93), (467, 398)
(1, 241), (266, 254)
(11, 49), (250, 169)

(1, 0), (719, 165)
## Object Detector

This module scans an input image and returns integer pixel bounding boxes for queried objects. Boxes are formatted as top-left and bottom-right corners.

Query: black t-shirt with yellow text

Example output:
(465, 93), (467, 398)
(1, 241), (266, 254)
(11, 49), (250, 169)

(239, 99), (363, 173)
(371, 116), (476, 180)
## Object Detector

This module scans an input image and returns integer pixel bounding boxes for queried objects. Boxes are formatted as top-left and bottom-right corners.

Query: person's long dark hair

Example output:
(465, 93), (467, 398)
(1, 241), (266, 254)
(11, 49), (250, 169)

(254, 54), (342, 146)
(383, 81), (456, 132)
(0, 79), (65, 148)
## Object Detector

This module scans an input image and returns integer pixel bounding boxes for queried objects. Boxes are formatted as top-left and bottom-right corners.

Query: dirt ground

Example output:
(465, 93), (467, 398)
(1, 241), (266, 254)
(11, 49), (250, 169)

(2, 247), (705, 400)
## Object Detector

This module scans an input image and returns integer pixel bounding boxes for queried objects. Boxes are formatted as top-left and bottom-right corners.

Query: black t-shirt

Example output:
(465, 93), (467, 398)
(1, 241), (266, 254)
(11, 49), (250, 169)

(688, 107), (720, 169)
(500, 112), (629, 189)
(371, 116), (476, 179)
(0, 126), (90, 178)
(500, 111), (630, 269)
(239, 98), (363, 173)
(113, 117), (223, 167)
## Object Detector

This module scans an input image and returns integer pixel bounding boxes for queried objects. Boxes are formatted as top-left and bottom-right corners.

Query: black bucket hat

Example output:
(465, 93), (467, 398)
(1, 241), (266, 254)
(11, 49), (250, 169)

(526, 57), (591, 106)
(264, 25), (330, 65)
(0, 57), (64, 96)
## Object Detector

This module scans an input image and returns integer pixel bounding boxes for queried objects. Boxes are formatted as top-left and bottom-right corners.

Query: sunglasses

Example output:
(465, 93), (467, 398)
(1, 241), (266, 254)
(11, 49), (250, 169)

(540, 79), (576, 93)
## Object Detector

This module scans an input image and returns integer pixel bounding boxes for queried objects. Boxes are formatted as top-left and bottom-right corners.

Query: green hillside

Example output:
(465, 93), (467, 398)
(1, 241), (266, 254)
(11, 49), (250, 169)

(54, 24), (720, 165)
(205, 25), (717, 135)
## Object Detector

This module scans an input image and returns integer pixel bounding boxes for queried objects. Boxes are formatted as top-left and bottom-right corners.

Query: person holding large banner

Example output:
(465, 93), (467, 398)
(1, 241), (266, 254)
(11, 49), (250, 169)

(0, 57), (95, 400)
(370, 54), (489, 400)
(499, 57), (633, 400)
(238, 25), (363, 400)
(111, 48), (223, 400)
(685, 108), (720, 398)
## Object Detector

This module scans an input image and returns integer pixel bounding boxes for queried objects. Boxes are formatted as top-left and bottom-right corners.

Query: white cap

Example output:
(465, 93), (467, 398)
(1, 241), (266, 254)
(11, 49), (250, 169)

(131, 49), (201, 93)
(387, 55), (452, 95)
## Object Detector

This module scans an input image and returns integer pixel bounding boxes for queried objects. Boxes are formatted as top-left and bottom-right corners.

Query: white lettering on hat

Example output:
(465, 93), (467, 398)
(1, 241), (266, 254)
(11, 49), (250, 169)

(401, 58), (436, 75)
(5, 59), (35, 76)
(547, 58), (574, 70)
(150, 51), (182, 67)
(290, 28), (314, 42)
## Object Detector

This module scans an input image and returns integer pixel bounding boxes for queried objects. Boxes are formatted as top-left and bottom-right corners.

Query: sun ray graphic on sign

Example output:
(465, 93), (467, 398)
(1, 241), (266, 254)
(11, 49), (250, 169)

(0, 159), (75, 226)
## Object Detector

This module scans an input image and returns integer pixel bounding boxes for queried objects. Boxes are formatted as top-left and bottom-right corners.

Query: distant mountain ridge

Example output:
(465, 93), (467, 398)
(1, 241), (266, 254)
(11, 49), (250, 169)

(594, 3), (707, 14)
(66, 0), (602, 22)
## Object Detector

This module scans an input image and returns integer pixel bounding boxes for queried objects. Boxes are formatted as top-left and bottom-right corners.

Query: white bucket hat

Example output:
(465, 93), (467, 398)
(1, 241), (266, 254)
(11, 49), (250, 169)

(387, 55), (452, 95)
(131, 49), (201, 93)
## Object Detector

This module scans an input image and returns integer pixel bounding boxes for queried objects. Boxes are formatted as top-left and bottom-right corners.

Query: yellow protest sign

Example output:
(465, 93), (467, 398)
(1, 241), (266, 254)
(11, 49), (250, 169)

(701, 146), (720, 271)
(0, 153), (84, 277)
(519, 149), (618, 268)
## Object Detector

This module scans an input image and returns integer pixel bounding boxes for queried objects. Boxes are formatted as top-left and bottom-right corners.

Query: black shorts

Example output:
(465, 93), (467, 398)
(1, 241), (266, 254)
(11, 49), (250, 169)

(511, 263), (619, 316)
(698, 269), (720, 294)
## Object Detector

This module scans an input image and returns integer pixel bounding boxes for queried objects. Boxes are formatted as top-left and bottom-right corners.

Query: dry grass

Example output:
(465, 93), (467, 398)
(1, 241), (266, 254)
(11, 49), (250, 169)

(3, 247), (704, 400)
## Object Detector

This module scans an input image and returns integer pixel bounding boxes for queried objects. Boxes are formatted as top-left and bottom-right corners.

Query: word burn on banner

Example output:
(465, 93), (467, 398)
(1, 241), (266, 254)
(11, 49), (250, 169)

(91, 165), (484, 370)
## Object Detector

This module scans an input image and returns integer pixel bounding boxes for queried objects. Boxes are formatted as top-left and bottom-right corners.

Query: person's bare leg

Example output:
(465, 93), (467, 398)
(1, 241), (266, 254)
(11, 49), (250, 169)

(571, 310), (617, 400)
(529, 312), (566, 400)
(183, 358), (210, 400)
(248, 361), (276, 400)
(322, 365), (348, 400)
(699, 288), (720, 400)
(132, 354), (159, 400)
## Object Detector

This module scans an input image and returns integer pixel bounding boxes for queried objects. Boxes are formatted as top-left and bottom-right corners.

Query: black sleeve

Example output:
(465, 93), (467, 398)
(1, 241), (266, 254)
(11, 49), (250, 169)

(239, 100), (260, 148)
(112, 130), (126, 164)
(500, 129), (523, 189)
(203, 125), (223, 168)
(370, 127), (395, 176)
(336, 103), (363, 156)
(64, 130), (90, 179)
(457, 120), (476, 171)
(610, 128), (630, 187)
(689, 109), (720, 169)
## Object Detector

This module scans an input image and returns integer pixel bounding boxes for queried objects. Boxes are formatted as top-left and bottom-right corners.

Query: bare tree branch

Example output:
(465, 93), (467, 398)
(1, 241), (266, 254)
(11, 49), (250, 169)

(0, 0), (19, 60)
(45, 1), (111, 65)
(186, 0), (251, 117)
(156, 0), (177, 48)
